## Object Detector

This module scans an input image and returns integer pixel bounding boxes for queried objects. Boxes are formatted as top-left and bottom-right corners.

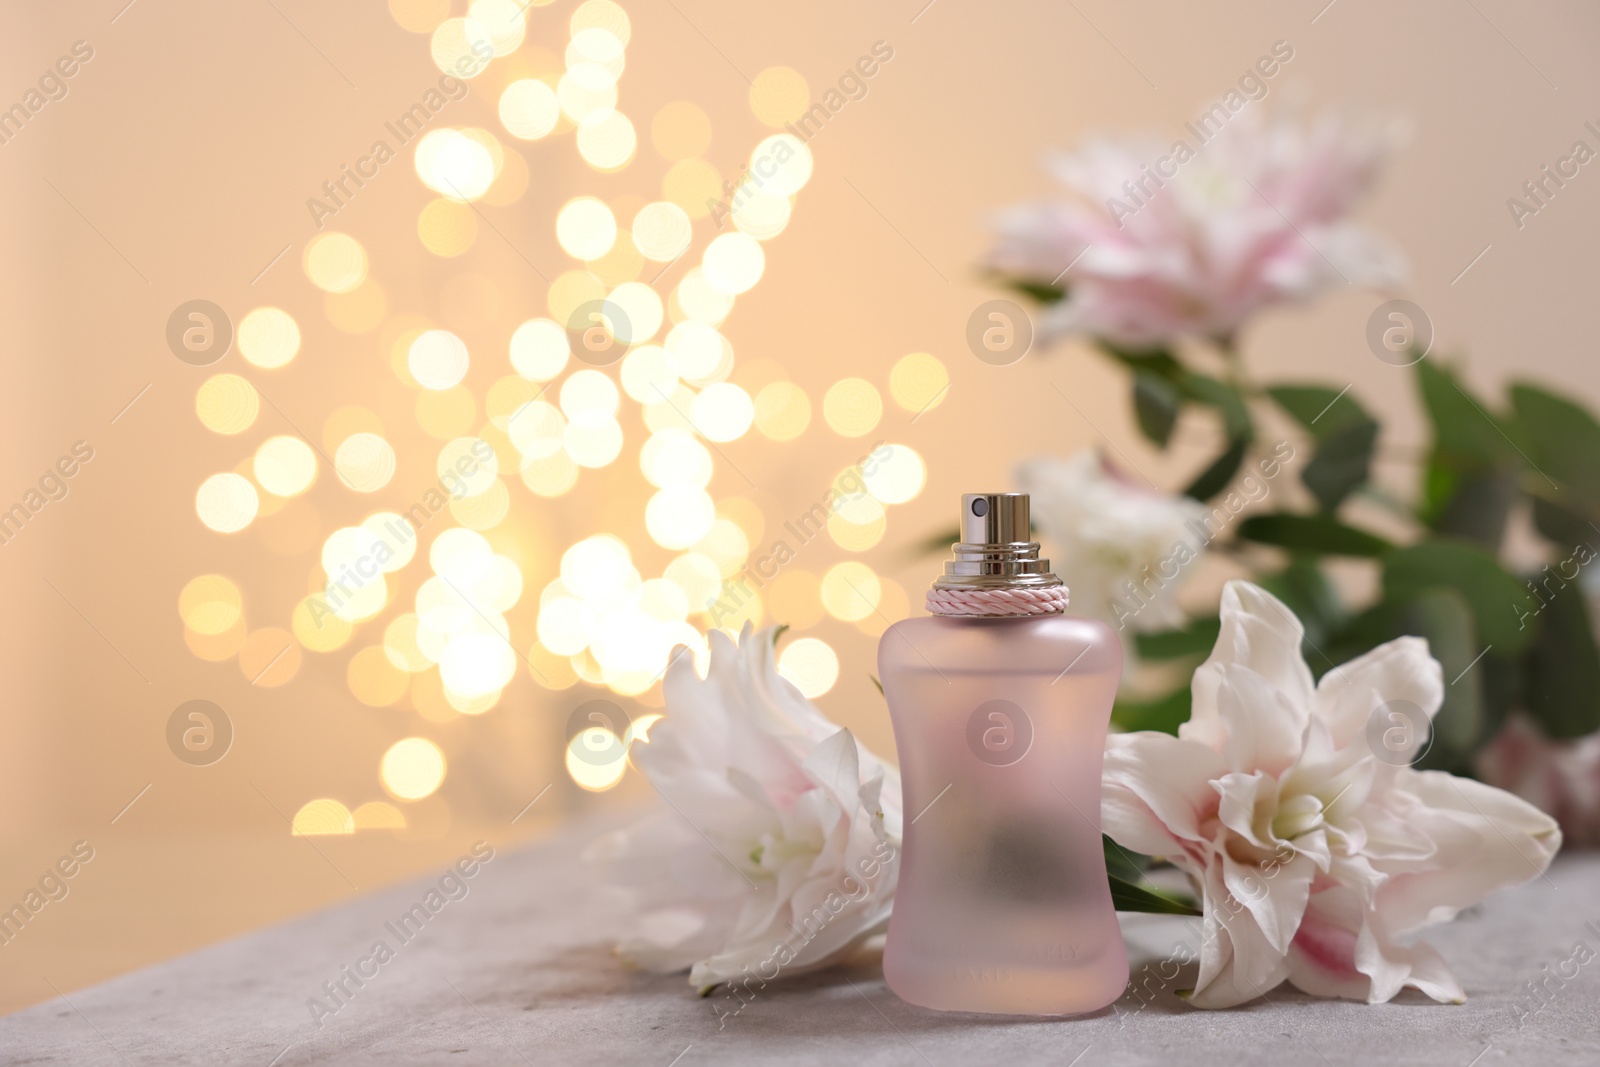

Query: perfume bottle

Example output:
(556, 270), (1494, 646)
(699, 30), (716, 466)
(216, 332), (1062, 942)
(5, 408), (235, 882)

(878, 492), (1128, 1015)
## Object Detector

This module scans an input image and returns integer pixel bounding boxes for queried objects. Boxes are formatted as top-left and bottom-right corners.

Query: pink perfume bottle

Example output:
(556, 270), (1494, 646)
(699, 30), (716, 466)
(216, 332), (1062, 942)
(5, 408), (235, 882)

(879, 492), (1128, 1015)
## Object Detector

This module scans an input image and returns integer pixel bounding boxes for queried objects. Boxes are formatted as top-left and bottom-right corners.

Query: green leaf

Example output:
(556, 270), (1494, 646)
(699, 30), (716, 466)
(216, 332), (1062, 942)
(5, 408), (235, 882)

(1103, 834), (1148, 883)
(1097, 342), (1182, 378)
(1133, 372), (1181, 448)
(1006, 279), (1067, 305)
(1421, 459), (1461, 527)
(1417, 359), (1512, 467)
(1108, 873), (1200, 916)
(1522, 573), (1600, 739)
(1266, 384), (1377, 512)
(1184, 437), (1249, 501)
(1531, 496), (1597, 549)
(1432, 468), (1518, 552)
(1301, 419), (1378, 512)
(1268, 384), (1370, 437)
(1180, 373), (1252, 439)
(1237, 513), (1393, 557)
(1101, 345), (1253, 468)
(1112, 686), (1191, 735)
(1383, 540), (1537, 653)
(1321, 600), (1405, 670)
(1135, 618), (1221, 661)
(1400, 589), (1484, 773)
(1511, 382), (1600, 503)
(1416, 361), (1522, 538)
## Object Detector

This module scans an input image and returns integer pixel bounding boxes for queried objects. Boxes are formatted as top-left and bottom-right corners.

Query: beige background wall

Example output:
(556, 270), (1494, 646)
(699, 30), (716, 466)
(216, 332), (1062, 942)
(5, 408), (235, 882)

(2, 0), (1597, 1013)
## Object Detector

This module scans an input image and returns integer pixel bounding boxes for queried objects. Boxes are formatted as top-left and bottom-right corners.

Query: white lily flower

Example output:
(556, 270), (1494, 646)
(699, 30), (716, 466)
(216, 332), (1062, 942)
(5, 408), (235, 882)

(988, 109), (1407, 348)
(1018, 449), (1207, 634)
(1103, 580), (1562, 1007)
(586, 625), (901, 997)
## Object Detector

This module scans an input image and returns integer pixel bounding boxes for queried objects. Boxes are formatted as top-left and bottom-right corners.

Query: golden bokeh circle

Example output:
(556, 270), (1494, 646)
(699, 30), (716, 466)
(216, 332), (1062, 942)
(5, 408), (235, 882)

(527, 642), (579, 689)
(663, 158), (721, 218)
(196, 473), (259, 533)
(303, 232), (368, 294)
(753, 381), (811, 441)
(409, 330), (471, 390)
(822, 378), (882, 437)
(349, 645), (411, 707)
(292, 799), (354, 836)
(238, 307), (300, 370)
(749, 66), (810, 126)
(500, 79), (561, 140)
(863, 443), (927, 504)
(253, 436), (318, 497)
(557, 64), (618, 124)
(556, 197), (617, 260)
(520, 451), (579, 497)
(692, 382), (754, 442)
(577, 110), (637, 171)
(890, 352), (950, 413)
(384, 614), (433, 673)
(388, 0), (450, 34)
(418, 198), (478, 257)
(334, 433), (397, 493)
(570, 0), (632, 45)
(777, 637), (838, 698)
(632, 201), (693, 262)
(381, 737), (447, 800)
(416, 386), (478, 439)
(195, 374), (259, 435)
(179, 575), (242, 635)
(821, 561), (882, 622)
(293, 595), (354, 653)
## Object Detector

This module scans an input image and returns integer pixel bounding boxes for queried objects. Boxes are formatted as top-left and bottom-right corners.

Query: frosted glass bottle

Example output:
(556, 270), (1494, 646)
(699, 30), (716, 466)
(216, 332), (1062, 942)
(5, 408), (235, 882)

(879, 493), (1128, 1015)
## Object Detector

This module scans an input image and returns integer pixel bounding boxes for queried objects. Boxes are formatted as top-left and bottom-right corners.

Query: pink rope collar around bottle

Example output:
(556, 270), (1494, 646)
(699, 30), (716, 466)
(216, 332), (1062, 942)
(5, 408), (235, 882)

(924, 585), (1070, 617)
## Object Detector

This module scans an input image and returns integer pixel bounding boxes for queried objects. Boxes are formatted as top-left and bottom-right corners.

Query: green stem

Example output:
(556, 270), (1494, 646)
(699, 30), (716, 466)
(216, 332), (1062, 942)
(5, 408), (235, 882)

(1217, 333), (1245, 390)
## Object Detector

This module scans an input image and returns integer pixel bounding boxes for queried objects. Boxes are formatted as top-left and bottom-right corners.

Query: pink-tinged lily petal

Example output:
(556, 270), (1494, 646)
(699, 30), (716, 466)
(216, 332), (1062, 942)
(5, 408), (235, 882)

(1103, 732), (1228, 857)
(1355, 918), (1464, 1005)
(1373, 770), (1561, 933)
(800, 728), (865, 814)
(1185, 582), (1315, 756)
(1101, 579), (1559, 1010)
(1222, 848), (1317, 957)
(1212, 663), (1309, 776)
(1343, 798), (1434, 868)
(1284, 886), (1371, 1000)
(1186, 859), (1295, 1008)
(988, 109), (1406, 347)
(1288, 885), (1465, 1004)
(1313, 636), (1442, 751)
(1290, 827), (1332, 874)
(1318, 847), (1386, 908)
(1477, 714), (1600, 847)
(1215, 771), (1278, 851)
(594, 626), (899, 989)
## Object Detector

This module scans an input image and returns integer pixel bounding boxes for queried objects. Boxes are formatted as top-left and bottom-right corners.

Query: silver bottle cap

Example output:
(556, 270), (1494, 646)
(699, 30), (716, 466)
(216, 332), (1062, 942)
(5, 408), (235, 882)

(933, 493), (1063, 591)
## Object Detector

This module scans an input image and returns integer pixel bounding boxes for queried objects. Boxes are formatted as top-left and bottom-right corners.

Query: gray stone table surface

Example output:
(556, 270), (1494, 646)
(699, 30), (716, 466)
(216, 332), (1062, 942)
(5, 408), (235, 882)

(4, 810), (1599, 1066)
